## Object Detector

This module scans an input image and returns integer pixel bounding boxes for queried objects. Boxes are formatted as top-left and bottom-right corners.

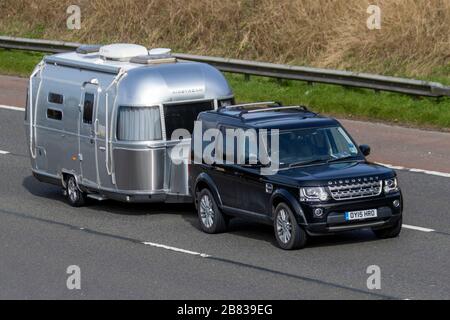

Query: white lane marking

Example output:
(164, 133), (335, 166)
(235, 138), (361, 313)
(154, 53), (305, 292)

(376, 163), (405, 170)
(402, 224), (435, 233)
(0, 150), (10, 155)
(376, 162), (450, 178)
(0, 105), (24, 112)
(142, 241), (211, 258)
(408, 168), (450, 178)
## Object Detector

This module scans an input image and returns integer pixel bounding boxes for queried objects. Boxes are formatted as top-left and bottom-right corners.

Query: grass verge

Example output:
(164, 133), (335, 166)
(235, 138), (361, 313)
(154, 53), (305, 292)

(226, 74), (450, 130)
(1, 49), (449, 130)
(0, 49), (45, 77)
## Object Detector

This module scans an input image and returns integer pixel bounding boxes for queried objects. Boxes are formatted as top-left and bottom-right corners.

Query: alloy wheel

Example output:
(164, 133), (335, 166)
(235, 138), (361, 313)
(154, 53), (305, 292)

(67, 178), (79, 203)
(276, 209), (292, 244)
(199, 194), (215, 228)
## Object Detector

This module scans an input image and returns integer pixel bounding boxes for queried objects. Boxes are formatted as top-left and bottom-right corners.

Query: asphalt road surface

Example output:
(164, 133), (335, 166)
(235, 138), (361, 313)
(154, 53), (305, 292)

(0, 78), (450, 299)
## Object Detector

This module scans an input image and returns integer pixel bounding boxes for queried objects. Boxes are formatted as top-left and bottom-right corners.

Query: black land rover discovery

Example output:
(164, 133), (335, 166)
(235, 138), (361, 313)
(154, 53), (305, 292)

(189, 102), (403, 250)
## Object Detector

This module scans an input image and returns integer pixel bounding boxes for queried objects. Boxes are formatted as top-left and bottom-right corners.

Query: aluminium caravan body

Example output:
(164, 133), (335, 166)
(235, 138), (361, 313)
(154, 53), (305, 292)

(25, 43), (234, 206)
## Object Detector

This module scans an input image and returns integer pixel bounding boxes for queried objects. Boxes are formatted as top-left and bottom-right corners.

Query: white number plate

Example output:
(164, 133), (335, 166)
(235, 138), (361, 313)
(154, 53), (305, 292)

(345, 209), (377, 221)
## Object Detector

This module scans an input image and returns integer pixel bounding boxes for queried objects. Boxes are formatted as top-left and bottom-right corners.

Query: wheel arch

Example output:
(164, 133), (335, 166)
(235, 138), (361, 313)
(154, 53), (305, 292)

(61, 170), (82, 191)
(270, 189), (307, 226)
(193, 173), (223, 209)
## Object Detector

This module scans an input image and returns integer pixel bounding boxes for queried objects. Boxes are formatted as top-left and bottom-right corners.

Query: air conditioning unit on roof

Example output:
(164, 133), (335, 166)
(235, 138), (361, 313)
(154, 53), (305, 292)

(99, 43), (148, 61)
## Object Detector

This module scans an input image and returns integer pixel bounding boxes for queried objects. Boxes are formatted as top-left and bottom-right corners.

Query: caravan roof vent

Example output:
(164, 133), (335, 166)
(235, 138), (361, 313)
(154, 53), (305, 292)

(76, 45), (101, 54)
(130, 54), (177, 65)
(130, 49), (176, 64)
(99, 44), (148, 61)
(149, 48), (172, 58)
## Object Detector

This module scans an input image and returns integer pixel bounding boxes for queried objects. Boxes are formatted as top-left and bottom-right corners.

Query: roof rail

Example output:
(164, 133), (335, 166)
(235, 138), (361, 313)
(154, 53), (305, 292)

(246, 105), (308, 113)
(219, 101), (281, 111)
(238, 105), (312, 118)
(217, 101), (315, 119)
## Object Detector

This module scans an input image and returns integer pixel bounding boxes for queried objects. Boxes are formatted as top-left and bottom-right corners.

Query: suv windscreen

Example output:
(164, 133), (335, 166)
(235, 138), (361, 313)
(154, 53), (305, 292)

(268, 126), (361, 167)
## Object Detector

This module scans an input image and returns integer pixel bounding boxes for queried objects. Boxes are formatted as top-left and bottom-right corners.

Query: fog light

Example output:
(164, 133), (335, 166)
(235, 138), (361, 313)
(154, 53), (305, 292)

(314, 208), (324, 217)
(393, 200), (400, 208)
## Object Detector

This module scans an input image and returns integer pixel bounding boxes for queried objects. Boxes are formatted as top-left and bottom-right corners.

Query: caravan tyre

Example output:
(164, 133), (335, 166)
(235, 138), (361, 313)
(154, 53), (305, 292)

(66, 176), (86, 207)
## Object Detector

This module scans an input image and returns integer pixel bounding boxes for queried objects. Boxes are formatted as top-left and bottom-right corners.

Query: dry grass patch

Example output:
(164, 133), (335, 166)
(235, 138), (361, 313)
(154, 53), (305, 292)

(0, 0), (448, 78)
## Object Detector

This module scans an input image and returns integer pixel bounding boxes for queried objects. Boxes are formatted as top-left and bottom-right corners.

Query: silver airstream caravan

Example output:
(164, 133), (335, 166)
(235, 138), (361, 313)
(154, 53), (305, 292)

(25, 43), (234, 206)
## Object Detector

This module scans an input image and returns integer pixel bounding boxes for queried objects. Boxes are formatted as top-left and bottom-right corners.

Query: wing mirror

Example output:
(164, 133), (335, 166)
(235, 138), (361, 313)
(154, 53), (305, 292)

(359, 144), (371, 157)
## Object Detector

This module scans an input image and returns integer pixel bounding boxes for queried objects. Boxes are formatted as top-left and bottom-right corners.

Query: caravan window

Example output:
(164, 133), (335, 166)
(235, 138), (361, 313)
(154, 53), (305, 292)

(47, 108), (62, 120)
(83, 93), (95, 124)
(117, 106), (162, 141)
(48, 92), (63, 104)
(163, 101), (214, 140)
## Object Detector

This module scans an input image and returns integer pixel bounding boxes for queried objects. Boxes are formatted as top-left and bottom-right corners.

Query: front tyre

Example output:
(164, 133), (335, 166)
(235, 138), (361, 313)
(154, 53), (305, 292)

(274, 203), (307, 250)
(66, 176), (86, 207)
(373, 217), (402, 239)
(197, 189), (227, 234)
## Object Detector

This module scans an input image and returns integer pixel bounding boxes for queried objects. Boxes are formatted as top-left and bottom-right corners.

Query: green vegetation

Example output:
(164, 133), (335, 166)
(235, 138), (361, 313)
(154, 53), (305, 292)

(0, 49), (45, 77)
(226, 74), (450, 130)
(1, 49), (448, 130)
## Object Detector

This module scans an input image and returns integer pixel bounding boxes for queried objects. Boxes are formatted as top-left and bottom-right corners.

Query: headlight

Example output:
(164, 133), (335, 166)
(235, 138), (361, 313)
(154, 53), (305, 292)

(384, 177), (399, 194)
(300, 187), (329, 202)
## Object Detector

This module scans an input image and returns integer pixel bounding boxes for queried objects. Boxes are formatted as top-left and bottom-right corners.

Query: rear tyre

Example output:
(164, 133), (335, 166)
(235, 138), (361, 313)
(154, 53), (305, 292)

(197, 189), (227, 234)
(274, 203), (307, 250)
(373, 217), (402, 239)
(66, 176), (86, 207)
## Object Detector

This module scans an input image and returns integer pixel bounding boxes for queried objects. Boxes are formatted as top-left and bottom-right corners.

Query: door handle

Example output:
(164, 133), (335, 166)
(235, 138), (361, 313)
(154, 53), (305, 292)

(99, 146), (106, 151)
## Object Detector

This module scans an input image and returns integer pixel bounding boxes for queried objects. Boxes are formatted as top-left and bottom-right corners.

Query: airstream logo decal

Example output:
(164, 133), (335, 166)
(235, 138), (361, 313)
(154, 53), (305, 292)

(171, 88), (203, 95)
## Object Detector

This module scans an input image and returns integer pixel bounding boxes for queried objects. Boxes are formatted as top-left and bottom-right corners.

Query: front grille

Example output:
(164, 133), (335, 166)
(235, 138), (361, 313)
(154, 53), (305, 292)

(328, 179), (382, 201)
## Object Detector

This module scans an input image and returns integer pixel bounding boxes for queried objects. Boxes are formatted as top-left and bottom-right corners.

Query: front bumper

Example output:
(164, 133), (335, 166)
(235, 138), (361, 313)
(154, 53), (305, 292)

(299, 192), (403, 235)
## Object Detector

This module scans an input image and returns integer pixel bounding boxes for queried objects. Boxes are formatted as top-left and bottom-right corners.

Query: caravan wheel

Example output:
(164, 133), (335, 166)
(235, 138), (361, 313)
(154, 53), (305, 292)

(66, 176), (86, 207)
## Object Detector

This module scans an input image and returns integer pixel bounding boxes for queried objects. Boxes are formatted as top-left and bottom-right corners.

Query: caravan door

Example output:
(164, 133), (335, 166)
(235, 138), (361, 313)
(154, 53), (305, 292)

(79, 85), (99, 186)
